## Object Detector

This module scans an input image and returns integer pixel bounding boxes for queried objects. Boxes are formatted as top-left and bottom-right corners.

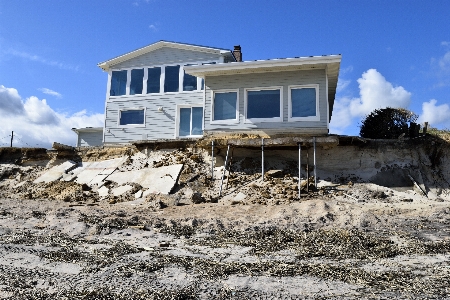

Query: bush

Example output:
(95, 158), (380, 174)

(359, 107), (418, 139)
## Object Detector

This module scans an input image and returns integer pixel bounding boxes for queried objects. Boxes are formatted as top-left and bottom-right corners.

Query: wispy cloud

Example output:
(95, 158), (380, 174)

(340, 65), (353, 74)
(149, 23), (159, 32)
(38, 88), (62, 98)
(430, 49), (450, 87)
(441, 41), (450, 47)
(5, 48), (80, 72)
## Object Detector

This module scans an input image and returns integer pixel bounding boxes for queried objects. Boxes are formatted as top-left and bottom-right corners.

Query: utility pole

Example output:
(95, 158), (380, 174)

(10, 131), (13, 147)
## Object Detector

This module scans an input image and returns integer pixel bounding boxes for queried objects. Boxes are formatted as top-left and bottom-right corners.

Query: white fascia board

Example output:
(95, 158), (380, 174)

(71, 127), (103, 133)
(184, 55), (342, 78)
(98, 40), (231, 71)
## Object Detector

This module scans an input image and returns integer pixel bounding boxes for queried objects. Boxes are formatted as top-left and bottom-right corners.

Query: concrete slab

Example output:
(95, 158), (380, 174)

(98, 186), (109, 198)
(112, 185), (133, 196)
(75, 157), (127, 186)
(107, 164), (183, 195)
(33, 161), (77, 183)
(61, 162), (93, 182)
(234, 192), (247, 201)
(135, 190), (143, 199)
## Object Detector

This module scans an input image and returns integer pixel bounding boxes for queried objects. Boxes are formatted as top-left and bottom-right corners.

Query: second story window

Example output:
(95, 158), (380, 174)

(110, 70), (127, 96)
(164, 65), (180, 93)
(130, 69), (144, 95)
(147, 67), (161, 93)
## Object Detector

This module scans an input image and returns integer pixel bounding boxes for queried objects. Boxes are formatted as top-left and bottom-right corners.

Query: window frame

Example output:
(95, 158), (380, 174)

(288, 84), (320, 122)
(175, 104), (204, 138)
(108, 61), (216, 98)
(210, 89), (239, 124)
(117, 107), (146, 128)
(244, 86), (283, 123)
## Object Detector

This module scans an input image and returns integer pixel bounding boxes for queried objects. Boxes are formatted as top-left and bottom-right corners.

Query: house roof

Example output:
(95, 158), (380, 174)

(183, 55), (341, 78)
(98, 40), (234, 71)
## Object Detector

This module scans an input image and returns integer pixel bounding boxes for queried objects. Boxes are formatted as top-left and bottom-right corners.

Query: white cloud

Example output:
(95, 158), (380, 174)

(438, 51), (450, 72)
(38, 88), (62, 98)
(330, 69), (412, 133)
(349, 69), (411, 117)
(0, 85), (25, 114)
(441, 41), (450, 47)
(336, 79), (351, 93)
(418, 99), (450, 128)
(0, 85), (103, 148)
(5, 49), (80, 72)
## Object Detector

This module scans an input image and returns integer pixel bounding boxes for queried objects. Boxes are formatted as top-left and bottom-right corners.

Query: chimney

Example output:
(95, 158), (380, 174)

(233, 45), (242, 62)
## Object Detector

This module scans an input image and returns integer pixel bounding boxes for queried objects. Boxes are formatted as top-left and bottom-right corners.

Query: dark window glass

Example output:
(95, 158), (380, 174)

(179, 107), (203, 136)
(214, 92), (237, 120)
(192, 107), (203, 135)
(164, 65), (180, 92)
(200, 78), (204, 90)
(291, 88), (316, 117)
(183, 72), (197, 91)
(120, 110), (144, 125)
(110, 70), (127, 96)
(247, 90), (280, 119)
(130, 69), (144, 95)
(147, 67), (161, 93)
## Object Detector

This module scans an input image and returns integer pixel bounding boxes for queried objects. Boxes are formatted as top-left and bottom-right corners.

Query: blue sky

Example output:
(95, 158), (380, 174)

(0, 0), (449, 147)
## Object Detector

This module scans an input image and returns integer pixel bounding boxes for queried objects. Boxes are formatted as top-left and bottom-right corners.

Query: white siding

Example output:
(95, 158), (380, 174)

(78, 131), (103, 147)
(204, 69), (328, 133)
(104, 92), (204, 143)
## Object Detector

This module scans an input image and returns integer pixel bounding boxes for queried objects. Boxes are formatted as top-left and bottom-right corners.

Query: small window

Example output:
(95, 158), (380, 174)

(130, 69), (144, 95)
(246, 88), (282, 121)
(110, 70), (127, 96)
(212, 91), (238, 121)
(289, 85), (319, 121)
(147, 67), (161, 94)
(178, 106), (203, 137)
(119, 109), (145, 125)
(164, 65), (180, 92)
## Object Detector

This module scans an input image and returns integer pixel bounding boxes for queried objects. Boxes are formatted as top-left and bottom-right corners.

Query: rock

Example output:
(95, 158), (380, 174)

(191, 192), (205, 204)
(135, 190), (143, 199)
(265, 169), (283, 178)
(159, 241), (170, 247)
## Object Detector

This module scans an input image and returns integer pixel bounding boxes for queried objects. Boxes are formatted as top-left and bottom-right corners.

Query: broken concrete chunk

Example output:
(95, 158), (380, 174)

(135, 190), (143, 199)
(33, 161), (77, 183)
(112, 185), (134, 197)
(97, 186), (109, 198)
(234, 192), (247, 202)
(52, 142), (75, 151)
(75, 157), (128, 186)
(107, 164), (183, 195)
(265, 170), (283, 178)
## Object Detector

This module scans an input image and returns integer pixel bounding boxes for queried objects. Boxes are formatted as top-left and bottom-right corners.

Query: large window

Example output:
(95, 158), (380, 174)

(110, 70), (127, 96)
(288, 85), (319, 121)
(178, 106), (203, 137)
(130, 69), (144, 95)
(119, 109), (145, 126)
(212, 90), (238, 122)
(245, 87), (282, 122)
(164, 65), (180, 93)
(147, 67), (161, 93)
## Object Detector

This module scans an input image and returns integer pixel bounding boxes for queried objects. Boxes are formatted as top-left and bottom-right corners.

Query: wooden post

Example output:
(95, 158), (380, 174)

(10, 131), (13, 147)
